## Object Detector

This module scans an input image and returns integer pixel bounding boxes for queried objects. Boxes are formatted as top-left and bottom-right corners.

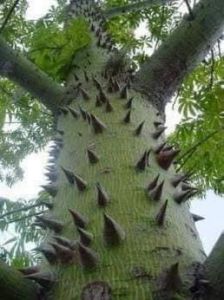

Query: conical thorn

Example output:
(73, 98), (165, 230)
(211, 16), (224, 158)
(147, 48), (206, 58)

(148, 180), (164, 201)
(87, 149), (99, 164)
(69, 209), (88, 228)
(78, 243), (99, 269)
(134, 121), (145, 136)
(91, 114), (107, 134)
(156, 200), (168, 226)
(96, 183), (110, 207)
(103, 213), (125, 246)
(78, 228), (93, 246)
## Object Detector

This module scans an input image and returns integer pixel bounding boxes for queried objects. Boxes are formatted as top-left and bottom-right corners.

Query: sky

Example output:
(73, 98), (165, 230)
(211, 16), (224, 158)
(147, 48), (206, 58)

(0, 0), (223, 255)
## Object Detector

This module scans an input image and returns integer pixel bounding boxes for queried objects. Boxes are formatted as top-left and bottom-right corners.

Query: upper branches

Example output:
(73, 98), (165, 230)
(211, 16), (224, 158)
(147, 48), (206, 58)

(133, 0), (224, 112)
(104, 0), (172, 18)
(0, 36), (67, 112)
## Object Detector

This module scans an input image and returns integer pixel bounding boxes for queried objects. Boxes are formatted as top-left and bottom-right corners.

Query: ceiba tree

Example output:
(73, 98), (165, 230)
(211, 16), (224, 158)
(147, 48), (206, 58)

(0, 0), (224, 299)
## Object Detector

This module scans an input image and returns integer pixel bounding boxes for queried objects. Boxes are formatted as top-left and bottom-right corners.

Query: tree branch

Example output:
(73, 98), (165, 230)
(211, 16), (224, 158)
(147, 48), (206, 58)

(0, 202), (50, 219)
(104, 0), (172, 18)
(0, 0), (20, 33)
(175, 130), (218, 172)
(204, 232), (224, 299)
(0, 260), (39, 300)
(133, 0), (224, 112)
(0, 36), (67, 112)
(7, 210), (47, 224)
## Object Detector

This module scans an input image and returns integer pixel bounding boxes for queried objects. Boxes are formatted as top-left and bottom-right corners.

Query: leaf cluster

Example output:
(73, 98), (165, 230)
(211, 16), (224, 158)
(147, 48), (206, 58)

(169, 56), (224, 194)
(28, 18), (91, 81)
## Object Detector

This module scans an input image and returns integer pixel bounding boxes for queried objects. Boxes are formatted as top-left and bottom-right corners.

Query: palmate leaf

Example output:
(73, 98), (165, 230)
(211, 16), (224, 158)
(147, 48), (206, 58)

(28, 18), (91, 81)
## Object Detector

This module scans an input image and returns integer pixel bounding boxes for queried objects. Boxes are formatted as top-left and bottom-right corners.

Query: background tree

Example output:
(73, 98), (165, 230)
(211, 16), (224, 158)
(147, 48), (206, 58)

(0, 0), (224, 299)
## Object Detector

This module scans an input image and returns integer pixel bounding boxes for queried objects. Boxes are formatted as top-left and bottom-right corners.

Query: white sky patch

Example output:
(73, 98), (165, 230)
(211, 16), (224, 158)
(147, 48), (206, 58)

(26, 0), (57, 20)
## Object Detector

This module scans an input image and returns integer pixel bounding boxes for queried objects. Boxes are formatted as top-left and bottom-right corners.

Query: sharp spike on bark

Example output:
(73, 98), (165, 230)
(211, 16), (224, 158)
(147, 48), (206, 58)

(86, 112), (91, 124)
(32, 221), (47, 230)
(41, 201), (54, 210)
(181, 182), (198, 191)
(173, 190), (192, 204)
(147, 174), (160, 191)
(113, 79), (120, 92)
(73, 73), (79, 81)
(52, 137), (63, 143)
(153, 121), (164, 128)
(96, 183), (110, 207)
(105, 100), (113, 112)
(107, 77), (114, 93)
(78, 228), (93, 246)
(124, 97), (133, 109)
(120, 85), (128, 99)
(18, 266), (40, 275)
(78, 243), (99, 269)
(59, 106), (69, 115)
(171, 173), (187, 187)
(25, 272), (56, 289)
(41, 184), (58, 197)
(68, 107), (80, 119)
(152, 126), (167, 139)
(163, 263), (182, 291)
(90, 23), (95, 31)
(79, 106), (87, 120)
(156, 149), (180, 170)
(103, 213), (125, 246)
(92, 76), (102, 90)
(80, 87), (90, 101)
(74, 173), (87, 191)
(84, 70), (89, 82)
(35, 245), (57, 264)
(162, 144), (174, 151)
(36, 216), (64, 233)
(56, 129), (64, 135)
(135, 150), (148, 171)
(61, 167), (75, 184)
(90, 114), (106, 134)
(68, 209), (88, 228)
(45, 171), (58, 182)
(99, 89), (108, 103)
(191, 213), (205, 222)
(95, 95), (103, 107)
(123, 110), (131, 123)
(53, 236), (76, 250)
(134, 121), (145, 136)
(153, 142), (166, 154)
(148, 180), (164, 201)
(156, 199), (168, 226)
(87, 148), (99, 164)
(50, 242), (75, 264)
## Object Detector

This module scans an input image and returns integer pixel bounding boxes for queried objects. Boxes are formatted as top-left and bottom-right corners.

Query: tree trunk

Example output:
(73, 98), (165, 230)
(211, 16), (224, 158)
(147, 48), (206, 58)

(32, 2), (206, 299)
(1, 0), (224, 299)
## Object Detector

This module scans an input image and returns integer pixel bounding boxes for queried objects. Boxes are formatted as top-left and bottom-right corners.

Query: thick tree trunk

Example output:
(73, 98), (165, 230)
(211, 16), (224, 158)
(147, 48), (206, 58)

(29, 2), (207, 299)
(1, 0), (224, 299)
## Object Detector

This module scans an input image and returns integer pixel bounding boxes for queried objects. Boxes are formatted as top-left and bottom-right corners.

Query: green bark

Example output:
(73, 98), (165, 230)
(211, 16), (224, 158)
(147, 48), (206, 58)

(33, 2), (207, 299)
